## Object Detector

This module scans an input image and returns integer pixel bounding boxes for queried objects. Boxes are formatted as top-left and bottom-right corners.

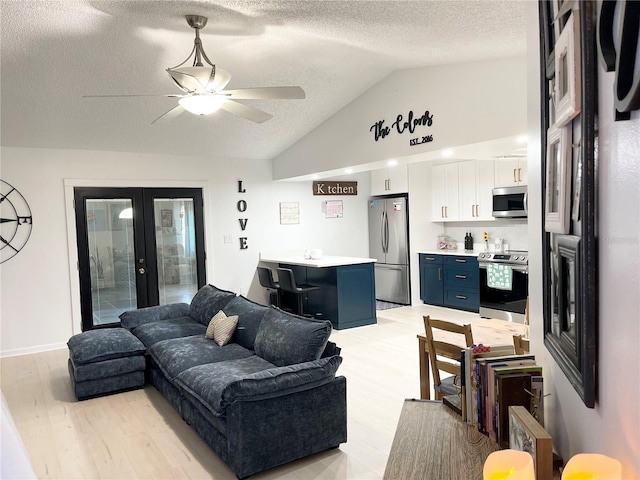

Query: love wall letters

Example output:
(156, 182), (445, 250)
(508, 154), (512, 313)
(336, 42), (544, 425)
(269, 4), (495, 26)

(238, 180), (248, 250)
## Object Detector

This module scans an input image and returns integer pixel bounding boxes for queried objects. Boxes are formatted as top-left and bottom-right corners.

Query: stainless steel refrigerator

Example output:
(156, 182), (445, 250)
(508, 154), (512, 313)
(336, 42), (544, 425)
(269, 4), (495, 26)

(368, 195), (410, 304)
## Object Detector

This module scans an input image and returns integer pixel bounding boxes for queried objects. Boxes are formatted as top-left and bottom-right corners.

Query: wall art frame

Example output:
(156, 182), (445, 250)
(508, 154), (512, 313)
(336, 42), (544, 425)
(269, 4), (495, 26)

(554, 11), (582, 126)
(539, 0), (597, 408)
(509, 405), (553, 480)
(544, 124), (572, 234)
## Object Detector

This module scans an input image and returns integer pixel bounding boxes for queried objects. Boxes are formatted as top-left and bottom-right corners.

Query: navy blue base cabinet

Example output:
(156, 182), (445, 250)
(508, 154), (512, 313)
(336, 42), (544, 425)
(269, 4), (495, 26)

(419, 254), (444, 306)
(419, 254), (479, 313)
(281, 262), (377, 330)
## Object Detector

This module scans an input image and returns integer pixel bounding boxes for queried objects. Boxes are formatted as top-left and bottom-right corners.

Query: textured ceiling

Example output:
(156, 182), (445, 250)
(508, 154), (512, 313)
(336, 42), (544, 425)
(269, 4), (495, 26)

(0, 1), (527, 161)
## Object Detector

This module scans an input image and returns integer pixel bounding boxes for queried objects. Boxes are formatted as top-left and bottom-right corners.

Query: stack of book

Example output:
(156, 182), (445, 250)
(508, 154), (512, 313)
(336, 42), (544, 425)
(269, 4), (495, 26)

(460, 345), (544, 448)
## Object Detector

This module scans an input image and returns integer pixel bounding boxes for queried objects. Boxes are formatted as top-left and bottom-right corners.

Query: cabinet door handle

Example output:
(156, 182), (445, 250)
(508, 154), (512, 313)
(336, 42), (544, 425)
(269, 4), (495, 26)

(456, 295), (467, 300)
(513, 168), (517, 183)
(441, 206), (444, 218)
(455, 274), (467, 279)
(455, 259), (467, 263)
(518, 168), (522, 183)
(438, 268), (442, 281)
(475, 204), (479, 217)
(426, 257), (436, 261)
(445, 206), (448, 218)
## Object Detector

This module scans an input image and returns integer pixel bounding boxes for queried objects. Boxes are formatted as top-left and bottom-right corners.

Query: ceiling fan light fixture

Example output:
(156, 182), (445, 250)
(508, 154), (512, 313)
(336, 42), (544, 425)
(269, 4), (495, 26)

(179, 95), (227, 115)
(167, 66), (231, 93)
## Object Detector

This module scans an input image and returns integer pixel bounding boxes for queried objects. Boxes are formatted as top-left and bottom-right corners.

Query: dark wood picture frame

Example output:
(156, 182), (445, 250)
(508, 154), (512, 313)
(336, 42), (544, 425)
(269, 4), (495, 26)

(539, 0), (597, 408)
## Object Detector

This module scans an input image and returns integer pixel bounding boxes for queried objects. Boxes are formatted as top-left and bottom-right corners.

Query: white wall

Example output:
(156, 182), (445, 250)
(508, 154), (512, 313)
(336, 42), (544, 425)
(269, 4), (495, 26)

(0, 147), (371, 356)
(273, 56), (527, 179)
(526, 2), (639, 477)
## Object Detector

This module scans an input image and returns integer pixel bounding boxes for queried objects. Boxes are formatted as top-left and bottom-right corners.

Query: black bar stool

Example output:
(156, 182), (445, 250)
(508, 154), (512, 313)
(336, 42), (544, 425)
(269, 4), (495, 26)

(276, 267), (320, 317)
(257, 266), (281, 307)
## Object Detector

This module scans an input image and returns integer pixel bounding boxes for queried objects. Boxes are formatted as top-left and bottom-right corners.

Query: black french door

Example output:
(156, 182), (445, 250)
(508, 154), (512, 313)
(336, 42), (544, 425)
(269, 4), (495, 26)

(74, 187), (206, 331)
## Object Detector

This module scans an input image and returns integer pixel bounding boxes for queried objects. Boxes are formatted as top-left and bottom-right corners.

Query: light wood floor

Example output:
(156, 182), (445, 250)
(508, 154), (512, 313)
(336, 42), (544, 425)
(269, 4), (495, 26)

(1, 305), (501, 480)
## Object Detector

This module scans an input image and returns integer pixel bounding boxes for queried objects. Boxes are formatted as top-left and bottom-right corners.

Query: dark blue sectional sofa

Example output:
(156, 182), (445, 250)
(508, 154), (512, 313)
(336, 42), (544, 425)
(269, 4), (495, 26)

(119, 284), (347, 479)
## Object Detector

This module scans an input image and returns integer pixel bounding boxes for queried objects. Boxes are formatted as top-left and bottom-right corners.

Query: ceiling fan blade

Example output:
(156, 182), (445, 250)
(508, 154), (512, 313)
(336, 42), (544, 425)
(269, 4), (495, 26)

(220, 100), (273, 123)
(219, 86), (305, 100)
(151, 105), (186, 125)
(83, 94), (182, 98)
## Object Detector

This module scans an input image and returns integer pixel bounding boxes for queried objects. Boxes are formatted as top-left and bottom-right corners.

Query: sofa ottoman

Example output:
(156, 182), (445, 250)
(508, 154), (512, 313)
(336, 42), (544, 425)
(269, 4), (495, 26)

(67, 328), (146, 400)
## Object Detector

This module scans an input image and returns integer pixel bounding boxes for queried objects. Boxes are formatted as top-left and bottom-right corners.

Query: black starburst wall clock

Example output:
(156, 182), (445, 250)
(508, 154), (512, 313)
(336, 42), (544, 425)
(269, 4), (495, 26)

(1, 180), (33, 264)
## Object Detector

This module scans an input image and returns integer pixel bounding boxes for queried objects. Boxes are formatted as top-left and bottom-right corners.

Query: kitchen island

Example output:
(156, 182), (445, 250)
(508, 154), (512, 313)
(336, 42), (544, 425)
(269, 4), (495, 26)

(259, 253), (377, 330)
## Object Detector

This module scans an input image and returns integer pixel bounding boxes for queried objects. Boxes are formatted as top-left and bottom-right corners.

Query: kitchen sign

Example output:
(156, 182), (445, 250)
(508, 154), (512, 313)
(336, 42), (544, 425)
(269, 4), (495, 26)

(313, 181), (358, 196)
(370, 109), (434, 146)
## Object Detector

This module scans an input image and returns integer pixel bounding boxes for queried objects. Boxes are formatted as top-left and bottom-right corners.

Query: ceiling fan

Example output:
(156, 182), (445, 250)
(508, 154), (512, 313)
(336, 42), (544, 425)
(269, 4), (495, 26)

(85, 15), (305, 124)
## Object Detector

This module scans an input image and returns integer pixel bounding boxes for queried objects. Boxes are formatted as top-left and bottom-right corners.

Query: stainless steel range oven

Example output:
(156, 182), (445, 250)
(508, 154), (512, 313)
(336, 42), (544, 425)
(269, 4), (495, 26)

(478, 250), (529, 323)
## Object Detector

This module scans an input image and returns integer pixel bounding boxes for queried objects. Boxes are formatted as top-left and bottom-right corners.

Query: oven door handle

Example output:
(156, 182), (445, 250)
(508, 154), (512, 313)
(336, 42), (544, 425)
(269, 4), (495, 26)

(478, 263), (529, 272)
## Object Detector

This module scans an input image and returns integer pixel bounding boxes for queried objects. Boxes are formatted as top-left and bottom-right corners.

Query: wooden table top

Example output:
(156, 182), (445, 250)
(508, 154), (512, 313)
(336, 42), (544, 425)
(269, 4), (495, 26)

(417, 317), (529, 348)
(384, 399), (499, 480)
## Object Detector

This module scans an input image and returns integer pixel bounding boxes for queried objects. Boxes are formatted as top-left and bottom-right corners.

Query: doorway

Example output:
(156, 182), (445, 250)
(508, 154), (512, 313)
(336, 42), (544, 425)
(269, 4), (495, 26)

(74, 187), (206, 330)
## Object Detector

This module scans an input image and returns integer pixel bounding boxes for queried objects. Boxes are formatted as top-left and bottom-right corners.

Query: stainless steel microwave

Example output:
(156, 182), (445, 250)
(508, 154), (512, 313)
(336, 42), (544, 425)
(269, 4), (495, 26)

(492, 186), (528, 218)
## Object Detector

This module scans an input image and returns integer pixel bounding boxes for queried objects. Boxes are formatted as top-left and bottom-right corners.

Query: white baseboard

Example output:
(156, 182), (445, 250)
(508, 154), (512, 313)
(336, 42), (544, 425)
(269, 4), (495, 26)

(0, 342), (67, 358)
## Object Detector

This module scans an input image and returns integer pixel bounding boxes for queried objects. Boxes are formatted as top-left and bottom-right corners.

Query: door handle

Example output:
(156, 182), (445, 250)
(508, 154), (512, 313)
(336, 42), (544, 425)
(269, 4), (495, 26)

(138, 268), (146, 275)
(438, 268), (442, 281)
(518, 168), (522, 183)
(441, 206), (444, 218)
(513, 168), (517, 183)
(444, 206), (448, 218)
(455, 259), (467, 263)
(455, 274), (467, 279)
(456, 295), (467, 300)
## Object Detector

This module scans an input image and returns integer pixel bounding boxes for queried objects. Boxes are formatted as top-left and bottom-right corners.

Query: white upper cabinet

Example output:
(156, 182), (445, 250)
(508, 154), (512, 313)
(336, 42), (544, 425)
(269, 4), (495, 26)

(370, 164), (408, 196)
(494, 158), (527, 187)
(431, 163), (459, 221)
(458, 160), (495, 221)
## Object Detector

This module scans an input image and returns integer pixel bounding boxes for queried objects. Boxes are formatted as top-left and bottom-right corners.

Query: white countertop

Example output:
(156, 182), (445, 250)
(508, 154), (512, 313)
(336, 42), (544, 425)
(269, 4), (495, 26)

(417, 250), (480, 257)
(260, 252), (376, 268)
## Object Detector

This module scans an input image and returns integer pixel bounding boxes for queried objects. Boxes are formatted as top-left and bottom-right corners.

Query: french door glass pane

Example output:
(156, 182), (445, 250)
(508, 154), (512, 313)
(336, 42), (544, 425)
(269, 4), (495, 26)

(154, 198), (198, 304)
(86, 199), (137, 325)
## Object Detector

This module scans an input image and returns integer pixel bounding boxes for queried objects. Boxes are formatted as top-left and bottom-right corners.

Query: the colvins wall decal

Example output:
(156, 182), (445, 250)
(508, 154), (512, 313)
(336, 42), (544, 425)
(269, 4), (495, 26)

(238, 180), (248, 250)
(370, 109), (434, 146)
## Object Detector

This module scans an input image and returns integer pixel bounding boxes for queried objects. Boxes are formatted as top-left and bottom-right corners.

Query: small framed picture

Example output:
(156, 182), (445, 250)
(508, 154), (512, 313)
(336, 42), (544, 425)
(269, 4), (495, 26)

(161, 209), (173, 228)
(554, 12), (581, 126)
(509, 405), (553, 480)
(545, 124), (572, 234)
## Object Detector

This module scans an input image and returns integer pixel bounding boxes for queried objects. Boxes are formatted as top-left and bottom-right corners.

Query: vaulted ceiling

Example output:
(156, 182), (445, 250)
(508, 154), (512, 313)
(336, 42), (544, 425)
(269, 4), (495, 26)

(0, 1), (527, 160)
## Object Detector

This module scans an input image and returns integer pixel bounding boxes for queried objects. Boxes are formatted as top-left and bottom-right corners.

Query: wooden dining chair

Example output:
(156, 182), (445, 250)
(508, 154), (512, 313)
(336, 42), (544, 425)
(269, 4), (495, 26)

(423, 315), (474, 401)
(513, 334), (531, 355)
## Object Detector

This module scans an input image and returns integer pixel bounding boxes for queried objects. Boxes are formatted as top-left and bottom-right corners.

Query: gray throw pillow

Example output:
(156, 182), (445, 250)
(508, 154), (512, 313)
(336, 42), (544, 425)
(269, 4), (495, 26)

(205, 310), (239, 346)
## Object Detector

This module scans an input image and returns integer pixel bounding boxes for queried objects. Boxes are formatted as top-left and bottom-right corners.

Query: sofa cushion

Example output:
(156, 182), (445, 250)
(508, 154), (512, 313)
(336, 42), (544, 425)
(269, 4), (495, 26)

(176, 356), (342, 416)
(175, 356), (276, 415)
(222, 296), (271, 350)
(190, 284), (236, 326)
(254, 308), (332, 367)
(68, 328), (146, 365)
(119, 303), (190, 330)
(131, 316), (206, 348)
(149, 336), (254, 380)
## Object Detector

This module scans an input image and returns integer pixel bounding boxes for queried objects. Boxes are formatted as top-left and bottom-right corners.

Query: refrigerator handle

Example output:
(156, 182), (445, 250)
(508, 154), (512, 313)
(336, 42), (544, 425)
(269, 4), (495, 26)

(383, 210), (390, 253)
(380, 210), (385, 254)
